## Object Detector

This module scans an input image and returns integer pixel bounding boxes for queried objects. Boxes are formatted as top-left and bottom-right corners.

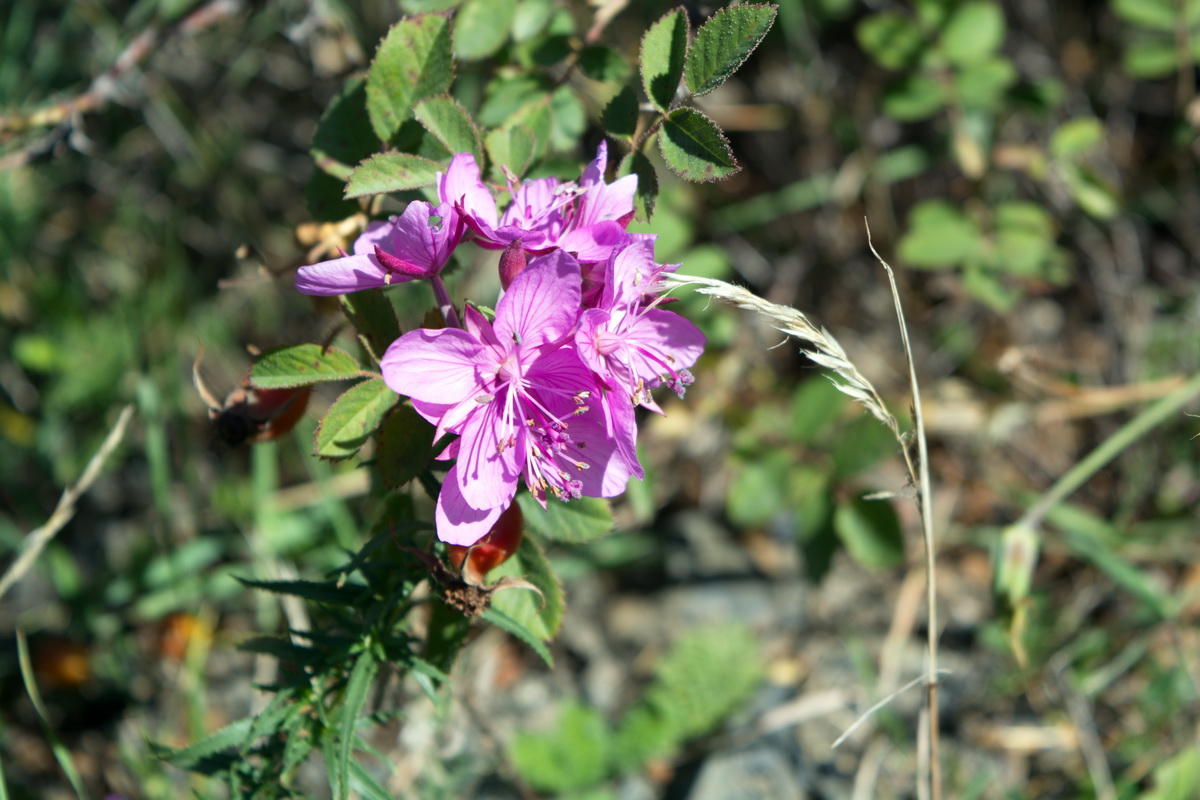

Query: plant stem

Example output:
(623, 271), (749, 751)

(430, 274), (462, 329)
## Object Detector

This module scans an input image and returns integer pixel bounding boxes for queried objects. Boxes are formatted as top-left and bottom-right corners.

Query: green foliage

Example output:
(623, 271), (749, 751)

(249, 344), (364, 389)
(313, 378), (398, 460)
(511, 626), (762, 794)
(685, 4), (779, 97)
(489, 533), (566, 641)
(366, 13), (455, 142)
(518, 494), (614, 544)
(453, 0), (516, 61)
(345, 152), (441, 198)
(640, 8), (690, 113)
(658, 108), (740, 181)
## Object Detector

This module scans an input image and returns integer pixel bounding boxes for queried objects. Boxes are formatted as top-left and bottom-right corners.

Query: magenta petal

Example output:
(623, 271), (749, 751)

(295, 254), (387, 296)
(628, 309), (707, 376)
(386, 201), (463, 274)
(495, 250), (582, 349)
(575, 173), (637, 230)
(352, 220), (395, 256)
(381, 327), (486, 405)
(435, 465), (507, 546)
(439, 154), (498, 228)
(454, 398), (521, 510)
(558, 221), (631, 263)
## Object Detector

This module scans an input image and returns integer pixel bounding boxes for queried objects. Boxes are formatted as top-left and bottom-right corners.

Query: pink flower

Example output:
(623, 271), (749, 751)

(438, 142), (637, 263)
(382, 250), (639, 545)
(576, 238), (705, 415)
(295, 201), (464, 296)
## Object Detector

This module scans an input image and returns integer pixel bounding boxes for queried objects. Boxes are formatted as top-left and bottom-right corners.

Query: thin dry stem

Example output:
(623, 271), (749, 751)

(0, 405), (135, 601)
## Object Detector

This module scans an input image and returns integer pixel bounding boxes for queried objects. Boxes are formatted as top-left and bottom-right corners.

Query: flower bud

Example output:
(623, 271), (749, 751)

(498, 238), (526, 289)
(448, 500), (524, 584)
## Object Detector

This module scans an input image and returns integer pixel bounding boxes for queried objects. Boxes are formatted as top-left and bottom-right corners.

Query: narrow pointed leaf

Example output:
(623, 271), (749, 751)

(685, 3), (778, 96)
(640, 7), (689, 112)
(337, 650), (379, 800)
(657, 107), (740, 182)
(345, 152), (442, 199)
(235, 577), (371, 606)
(414, 95), (484, 164)
(366, 13), (455, 142)
(251, 344), (362, 389)
(481, 607), (554, 666)
(314, 378), (398, 460)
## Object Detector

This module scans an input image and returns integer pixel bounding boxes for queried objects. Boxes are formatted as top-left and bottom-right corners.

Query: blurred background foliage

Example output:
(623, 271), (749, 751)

(2, 0), (1199, 797)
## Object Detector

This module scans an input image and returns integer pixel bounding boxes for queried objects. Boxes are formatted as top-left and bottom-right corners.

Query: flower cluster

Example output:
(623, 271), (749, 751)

(296, 144), (704, 545)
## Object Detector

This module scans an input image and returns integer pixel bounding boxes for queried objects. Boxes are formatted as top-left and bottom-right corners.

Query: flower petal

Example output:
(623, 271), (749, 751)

(381, 327), (486, 406)
(494, 250), (582, 349)
(439, 153), (498, 228)
(435, 464), (507, 546)
(295, 254), (388, 296)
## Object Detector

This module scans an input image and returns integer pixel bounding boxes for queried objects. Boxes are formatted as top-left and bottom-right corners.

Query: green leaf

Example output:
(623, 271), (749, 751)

(1140, 745), (1200, 800)
(236, 636), (328, 667)
(726, 452), (791, 528)
(366, 13), (455, 142)
(478, 74), (549, 127)
(790, 376), (848, 444)
(856, 11), (925, 70)
(376, 403), (436, 488)
(640, 7), (689, 112)
(513, 0), (555, 42)
(311, 77), (378, 180)
(337, 650), (379, 800)
(489, 533), (565, 640)
(952, 56), (1017, 110)
(510, 702), (611, 792)
(314, 378), (398, 460)
(306, 169), (359, 222)
(940, 1), (1005, 66)
(251, 344), (362, 389)
(235, 577), (371, 606)
(1050, 117), (1105, 160)
(897, 200), (982, 268)
(344, 152), (441, 199)
(485, 124), (537, 181)
(994, 202), (1058, 278)
(658, 107), (739, 182)
(1112, 0), (1180, 31)
(1059, 163), (1120, 219)
(517, 494), (612, 543)
(339, 291), (400, 362)
(548, 84), (586, 151)
(602, 84), (640, 140)
(882, 74), (945, 120)
(618, 149), (658, 221)
(414, 95), (484, 164)
(1123, 38), (1180, 79)
(480, 606), (554, 666)
(834, 495), (904, 569)
(580, 45), (631, 82)
(155, 716), (256, 767)
(454, 0), (516, 59)
(684, 3), (778, 96)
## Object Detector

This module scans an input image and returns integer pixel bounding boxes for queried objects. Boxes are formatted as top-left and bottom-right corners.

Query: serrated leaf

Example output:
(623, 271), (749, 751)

(618, 150), (658, 220)
(940, 1), (1005, 66)
(311, 77), (378, 180)
(345, 152), (442, 199)
(834, 496), (904, 569)
(314, 378), (398, 460)
(684, 3), (777, 96)
(376, 403), (437, 488)
(235, 577), (371, 606)
(517, 494), (612, 543)
(251, 344), (362, 389)
(155, 716), (256, 767)
(339, 291), (400, 362)
(414, 95), (484, 164)
(640, 7), (689, 112)
(485, 124), (537, 180)
(658, 107), (739, 182)
(603, 84), (639, 140)
(489, 534), (564, 641)
(337, 650), (379, 800)
(366, 14), (455, 142)
(454, 0), (516, 60)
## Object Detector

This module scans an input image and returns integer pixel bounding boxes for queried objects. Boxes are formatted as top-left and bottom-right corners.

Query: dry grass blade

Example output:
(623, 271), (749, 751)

(0, 405), (135, 602)
(663, 273), (898, 432)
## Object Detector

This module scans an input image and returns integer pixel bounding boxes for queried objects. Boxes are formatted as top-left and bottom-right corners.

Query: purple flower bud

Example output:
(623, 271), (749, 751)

(499, 238), (527, 289)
